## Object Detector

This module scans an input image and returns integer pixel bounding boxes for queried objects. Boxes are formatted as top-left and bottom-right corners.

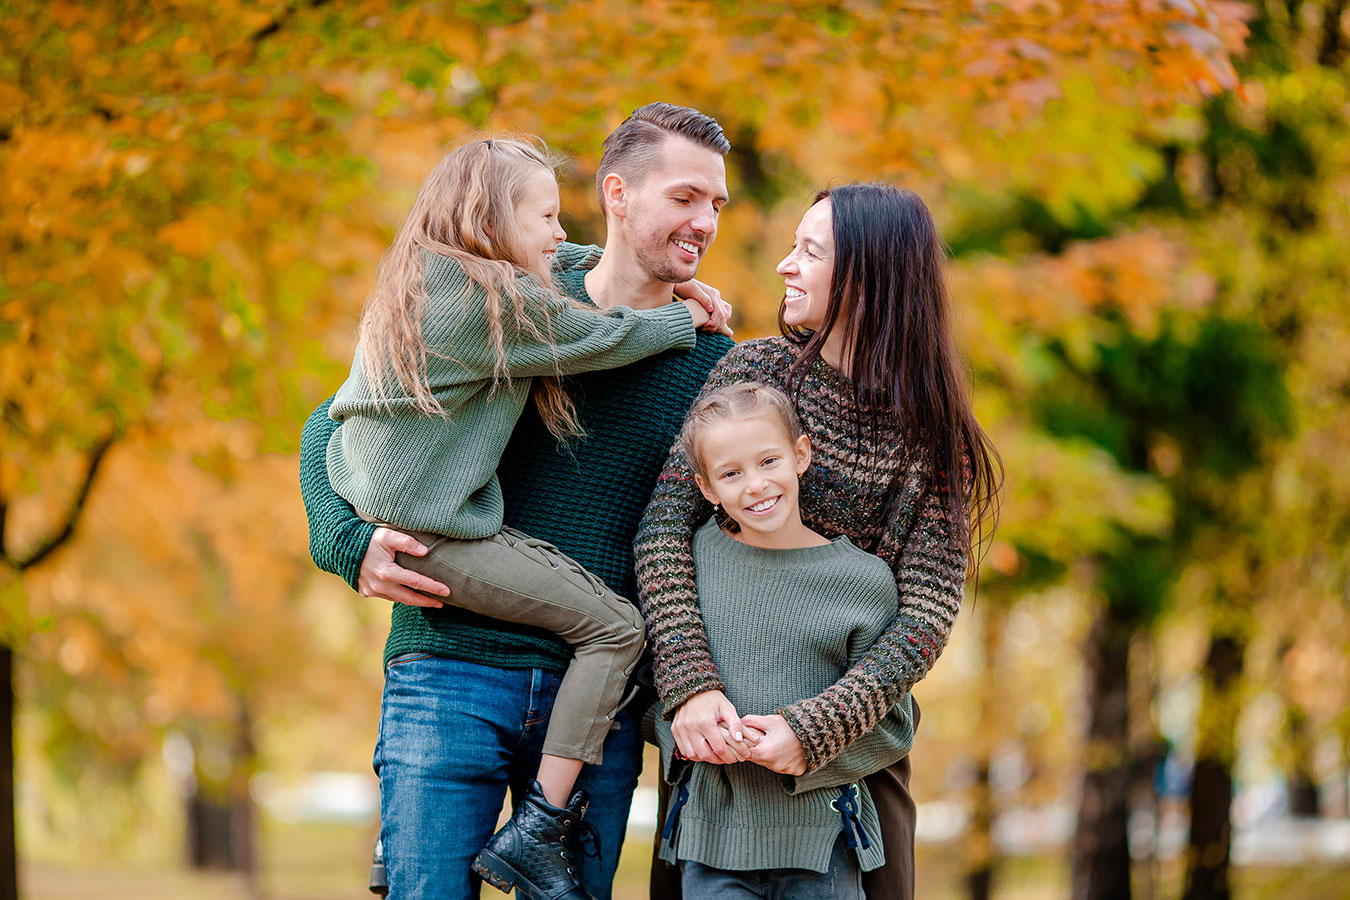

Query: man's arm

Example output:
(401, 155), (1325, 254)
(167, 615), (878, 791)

(299, 397), (449, 604)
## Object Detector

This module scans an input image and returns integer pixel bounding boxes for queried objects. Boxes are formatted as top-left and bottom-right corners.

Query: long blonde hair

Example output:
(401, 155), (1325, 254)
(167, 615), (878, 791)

(358, 137), (580, 439)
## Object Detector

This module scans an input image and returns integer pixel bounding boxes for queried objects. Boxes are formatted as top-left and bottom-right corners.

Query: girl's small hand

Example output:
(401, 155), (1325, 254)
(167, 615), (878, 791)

(675, 279), (734, 337)
(672, 690), (750, 764)
(680, 298), (716, 333)
(741, 714), (808, 776)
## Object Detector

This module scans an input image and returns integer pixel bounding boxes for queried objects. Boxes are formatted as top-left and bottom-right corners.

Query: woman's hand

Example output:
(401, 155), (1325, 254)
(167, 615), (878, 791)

(672, 690), (752, 764)
(676, 279), (734, 337)
(358, 527), (451, 607)
(741, 714), (808, 776)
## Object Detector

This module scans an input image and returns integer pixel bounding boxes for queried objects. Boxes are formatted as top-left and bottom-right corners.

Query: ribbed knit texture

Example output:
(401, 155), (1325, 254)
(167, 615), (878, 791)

(634, 337), (969, 771)
(327, 250), (695, 537)
(298, 243), (735, 671)
(655, 519), (910, 874)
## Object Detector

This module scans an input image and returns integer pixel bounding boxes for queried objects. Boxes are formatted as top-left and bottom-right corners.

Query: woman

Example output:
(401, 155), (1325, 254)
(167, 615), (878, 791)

(635, 182), (1001, 899)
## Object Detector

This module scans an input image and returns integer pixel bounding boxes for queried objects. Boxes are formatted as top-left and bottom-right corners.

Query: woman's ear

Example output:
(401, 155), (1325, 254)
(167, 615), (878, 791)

(794, 434), (811, 475)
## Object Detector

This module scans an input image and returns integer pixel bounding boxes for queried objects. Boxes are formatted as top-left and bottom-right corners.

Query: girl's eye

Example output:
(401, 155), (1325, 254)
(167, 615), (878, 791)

(720, 470), (739, 480)
(762, 456), (779, 466)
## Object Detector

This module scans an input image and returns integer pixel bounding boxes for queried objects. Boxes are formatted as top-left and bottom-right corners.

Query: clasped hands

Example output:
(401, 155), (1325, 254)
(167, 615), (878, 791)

(670, 689), (807, 776)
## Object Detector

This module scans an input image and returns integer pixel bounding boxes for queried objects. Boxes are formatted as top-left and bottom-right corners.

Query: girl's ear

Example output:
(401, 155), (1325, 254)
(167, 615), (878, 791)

(694, 473), (719, 507)
(794, 434), (811, 475)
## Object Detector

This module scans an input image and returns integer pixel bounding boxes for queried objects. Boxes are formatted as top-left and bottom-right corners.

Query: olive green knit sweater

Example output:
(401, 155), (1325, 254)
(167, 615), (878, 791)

(655, 519), (914, 874)
(327, 250), (695, 538)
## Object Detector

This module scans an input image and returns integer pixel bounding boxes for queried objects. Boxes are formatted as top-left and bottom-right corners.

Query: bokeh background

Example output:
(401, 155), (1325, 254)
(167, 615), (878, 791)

(4, 1), (1349, 899)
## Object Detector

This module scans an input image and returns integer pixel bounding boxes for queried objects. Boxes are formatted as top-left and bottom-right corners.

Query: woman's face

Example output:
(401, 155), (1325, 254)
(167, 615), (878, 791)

(776, 198), (835, 333)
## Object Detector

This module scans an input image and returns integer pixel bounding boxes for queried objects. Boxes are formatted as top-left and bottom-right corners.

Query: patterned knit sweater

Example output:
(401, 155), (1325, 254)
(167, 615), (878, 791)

(299, 244), (735, 671)
(634, 337), (969, 770)
(655, 519), (913, 874)
(327, 250), (695, 537)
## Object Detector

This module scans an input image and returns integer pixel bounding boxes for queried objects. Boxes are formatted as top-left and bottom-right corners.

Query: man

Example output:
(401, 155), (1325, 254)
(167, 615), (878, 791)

(299, 103), (733, 900)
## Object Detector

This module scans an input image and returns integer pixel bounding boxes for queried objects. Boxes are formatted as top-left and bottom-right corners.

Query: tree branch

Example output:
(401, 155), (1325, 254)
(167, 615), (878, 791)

(7, 432), (116, 571)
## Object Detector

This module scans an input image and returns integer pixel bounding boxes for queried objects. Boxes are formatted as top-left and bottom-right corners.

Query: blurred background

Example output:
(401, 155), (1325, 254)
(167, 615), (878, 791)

(3, 1), (1349, 898)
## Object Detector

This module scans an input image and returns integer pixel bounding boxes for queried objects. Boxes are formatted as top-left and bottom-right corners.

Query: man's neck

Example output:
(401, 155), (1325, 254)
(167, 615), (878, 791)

(583, 249), (674, 311)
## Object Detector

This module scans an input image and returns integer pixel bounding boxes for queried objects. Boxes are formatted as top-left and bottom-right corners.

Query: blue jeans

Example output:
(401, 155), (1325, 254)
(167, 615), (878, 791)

(375, 653), (644, 900)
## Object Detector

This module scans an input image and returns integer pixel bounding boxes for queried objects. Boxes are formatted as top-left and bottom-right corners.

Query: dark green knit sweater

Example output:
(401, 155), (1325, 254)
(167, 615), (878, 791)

(298, 244), (734, 670)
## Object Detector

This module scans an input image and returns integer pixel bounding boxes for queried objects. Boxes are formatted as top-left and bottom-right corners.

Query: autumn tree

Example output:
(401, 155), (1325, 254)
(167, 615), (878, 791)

(3, 1), (1255, 894)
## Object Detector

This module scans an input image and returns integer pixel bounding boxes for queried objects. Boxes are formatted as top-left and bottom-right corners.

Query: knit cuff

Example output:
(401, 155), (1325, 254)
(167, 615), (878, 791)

(659, 675), (729, 721)
(777, 700), (836, 772)
(324, 518), (379, 593)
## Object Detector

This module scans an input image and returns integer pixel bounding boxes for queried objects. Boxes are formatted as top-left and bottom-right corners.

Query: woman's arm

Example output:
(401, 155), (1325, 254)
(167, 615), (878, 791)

(633, 345), (776, 716)
(299, 397), (449, 604)
(778, 465), (970, 771)
(785, 699), (915, 794)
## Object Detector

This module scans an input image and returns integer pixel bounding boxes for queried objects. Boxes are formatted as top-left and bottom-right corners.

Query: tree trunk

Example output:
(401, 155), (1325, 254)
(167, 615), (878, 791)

(0, 645), (16, 900)
(965, 604), (1002, 900)
(1285, 703), (1320, 817)
(185, 703), (259, 895)
(1071, 605), (1133, 900)
(1182, 630), (1245, 900)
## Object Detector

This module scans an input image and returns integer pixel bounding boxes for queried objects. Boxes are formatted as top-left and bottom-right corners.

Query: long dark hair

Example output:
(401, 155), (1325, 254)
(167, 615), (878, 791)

(779, 182), (1002, 560)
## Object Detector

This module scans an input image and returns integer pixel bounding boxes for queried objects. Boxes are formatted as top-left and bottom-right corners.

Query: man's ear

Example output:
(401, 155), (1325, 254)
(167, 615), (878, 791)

(601, 172), (628, 221)
(794, 434), (812, 475)
(694, 473), (719, 507)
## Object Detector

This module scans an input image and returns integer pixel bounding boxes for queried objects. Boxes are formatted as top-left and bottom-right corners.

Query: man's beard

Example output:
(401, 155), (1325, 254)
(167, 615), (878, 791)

(631, 221), (699, 284)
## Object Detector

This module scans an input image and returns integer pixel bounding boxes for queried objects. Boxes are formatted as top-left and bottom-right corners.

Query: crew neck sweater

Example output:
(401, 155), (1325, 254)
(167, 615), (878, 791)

(655, 519), (913, 874)
(326, 250), (695, 537)
(299, 243), (735, 670)
(635, 337), (970, 770)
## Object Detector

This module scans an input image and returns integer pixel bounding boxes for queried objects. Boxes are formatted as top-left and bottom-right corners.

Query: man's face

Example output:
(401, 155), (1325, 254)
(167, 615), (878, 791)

(623, 136), (729, 284)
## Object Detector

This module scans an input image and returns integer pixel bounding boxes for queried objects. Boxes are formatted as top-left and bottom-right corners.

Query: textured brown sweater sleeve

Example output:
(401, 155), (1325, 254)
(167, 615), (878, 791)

(779, 457), (971, 770)
(633, 343), (770, 717)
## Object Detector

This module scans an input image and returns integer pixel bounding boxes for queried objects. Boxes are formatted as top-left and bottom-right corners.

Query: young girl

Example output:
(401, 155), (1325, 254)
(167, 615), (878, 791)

(326, 137), (723, 900)
(654, 382), (916, 900)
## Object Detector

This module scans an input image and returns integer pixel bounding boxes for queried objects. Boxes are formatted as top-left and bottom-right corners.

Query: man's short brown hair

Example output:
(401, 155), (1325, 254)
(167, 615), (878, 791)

(595, 103), (731, 216)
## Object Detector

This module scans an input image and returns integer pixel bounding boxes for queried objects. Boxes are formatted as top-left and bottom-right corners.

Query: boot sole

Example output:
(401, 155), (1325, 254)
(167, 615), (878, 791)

(472, 848), (556, 900)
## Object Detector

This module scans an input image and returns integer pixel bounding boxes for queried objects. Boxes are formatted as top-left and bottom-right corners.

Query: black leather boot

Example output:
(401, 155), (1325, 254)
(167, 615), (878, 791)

(472, 780), (596, 900)
(368, 837), (389, 896)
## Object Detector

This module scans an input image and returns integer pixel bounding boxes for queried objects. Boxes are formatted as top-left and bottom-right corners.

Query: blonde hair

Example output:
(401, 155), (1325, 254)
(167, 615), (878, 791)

(358, 136), (580, 439)
(680, 382), (804, 479)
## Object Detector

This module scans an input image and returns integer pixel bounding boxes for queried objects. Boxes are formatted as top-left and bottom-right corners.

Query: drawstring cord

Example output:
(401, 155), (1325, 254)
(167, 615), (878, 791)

(832, 784), (871, 851)
(661, 784), (690, 842)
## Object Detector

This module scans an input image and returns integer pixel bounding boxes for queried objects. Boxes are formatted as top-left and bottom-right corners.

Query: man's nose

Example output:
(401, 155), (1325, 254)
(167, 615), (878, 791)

(690, 205), (717, 235)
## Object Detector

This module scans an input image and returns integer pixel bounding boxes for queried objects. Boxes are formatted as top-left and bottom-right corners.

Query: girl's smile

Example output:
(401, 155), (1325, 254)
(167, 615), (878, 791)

(692, 414), (817, 550)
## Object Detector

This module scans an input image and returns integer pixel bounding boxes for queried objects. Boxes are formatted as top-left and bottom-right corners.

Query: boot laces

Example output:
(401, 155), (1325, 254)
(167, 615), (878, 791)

(504, 528), (609, 597)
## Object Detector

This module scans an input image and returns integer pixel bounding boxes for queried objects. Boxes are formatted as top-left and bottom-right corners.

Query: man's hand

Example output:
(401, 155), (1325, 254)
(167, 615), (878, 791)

(357, 527), (451, 607)
(741, 714), (808, 776)
(675, 278), (734, 337)
(672, 690), (752, 764)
